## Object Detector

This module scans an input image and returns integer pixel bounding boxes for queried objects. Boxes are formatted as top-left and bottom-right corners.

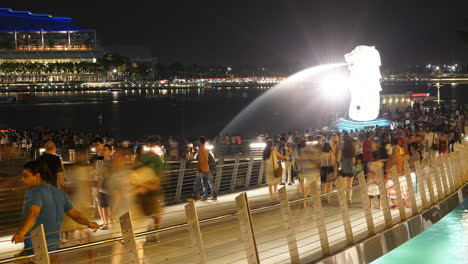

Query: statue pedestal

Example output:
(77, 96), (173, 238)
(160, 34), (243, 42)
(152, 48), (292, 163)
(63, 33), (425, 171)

(334, 118), (391, 132)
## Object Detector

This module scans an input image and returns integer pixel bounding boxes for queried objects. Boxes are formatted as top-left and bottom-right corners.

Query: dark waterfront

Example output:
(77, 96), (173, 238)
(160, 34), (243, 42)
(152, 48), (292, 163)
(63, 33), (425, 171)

(0, 82), (466, 140)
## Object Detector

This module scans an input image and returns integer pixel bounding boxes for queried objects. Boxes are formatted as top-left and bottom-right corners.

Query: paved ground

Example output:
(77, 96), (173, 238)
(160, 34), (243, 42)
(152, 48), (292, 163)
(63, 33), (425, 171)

(0, 171), (441, 264)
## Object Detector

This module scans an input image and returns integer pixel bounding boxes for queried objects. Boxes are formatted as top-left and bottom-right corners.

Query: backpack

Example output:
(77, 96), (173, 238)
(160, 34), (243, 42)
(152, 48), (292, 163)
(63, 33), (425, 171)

(208, 153), (217, 171)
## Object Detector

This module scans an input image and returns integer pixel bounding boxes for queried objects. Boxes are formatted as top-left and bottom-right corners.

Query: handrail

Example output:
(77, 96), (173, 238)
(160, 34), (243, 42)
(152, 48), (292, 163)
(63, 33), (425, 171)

(1, 149), (466, 263)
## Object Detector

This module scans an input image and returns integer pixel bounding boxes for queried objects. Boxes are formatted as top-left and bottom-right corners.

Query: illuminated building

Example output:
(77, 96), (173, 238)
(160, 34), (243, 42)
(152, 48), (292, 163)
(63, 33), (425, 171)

(0, 8), (101, 63)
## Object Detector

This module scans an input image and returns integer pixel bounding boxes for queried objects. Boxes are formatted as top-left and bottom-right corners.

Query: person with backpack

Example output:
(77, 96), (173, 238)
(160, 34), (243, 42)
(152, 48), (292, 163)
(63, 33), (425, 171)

(187, 136), (217, 201)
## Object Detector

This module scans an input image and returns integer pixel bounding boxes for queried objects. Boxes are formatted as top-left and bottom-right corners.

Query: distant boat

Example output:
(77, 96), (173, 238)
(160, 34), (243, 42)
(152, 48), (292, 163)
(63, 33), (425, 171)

(107, 86), (123, 92)
(16, 93), (36, 103)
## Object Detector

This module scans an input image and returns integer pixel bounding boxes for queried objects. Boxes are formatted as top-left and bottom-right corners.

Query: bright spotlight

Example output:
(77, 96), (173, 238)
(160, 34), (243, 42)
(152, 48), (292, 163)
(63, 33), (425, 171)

(250, 142), (266, 149)
(206, 144), (214, 151)
(320, 75), (348, 97)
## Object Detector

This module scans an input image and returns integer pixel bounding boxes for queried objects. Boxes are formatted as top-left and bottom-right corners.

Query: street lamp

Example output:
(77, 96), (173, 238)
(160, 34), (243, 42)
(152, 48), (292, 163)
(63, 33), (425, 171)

(434, 82), (443, 105)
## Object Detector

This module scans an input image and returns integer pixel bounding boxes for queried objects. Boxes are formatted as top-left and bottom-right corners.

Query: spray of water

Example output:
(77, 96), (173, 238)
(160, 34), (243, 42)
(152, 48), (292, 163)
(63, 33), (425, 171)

(220, 63), (349, 137)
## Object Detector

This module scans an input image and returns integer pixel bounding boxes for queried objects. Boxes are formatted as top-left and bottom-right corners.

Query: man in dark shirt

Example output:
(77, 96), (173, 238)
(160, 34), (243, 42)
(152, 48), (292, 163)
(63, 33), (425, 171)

(37, 140), (64, 189)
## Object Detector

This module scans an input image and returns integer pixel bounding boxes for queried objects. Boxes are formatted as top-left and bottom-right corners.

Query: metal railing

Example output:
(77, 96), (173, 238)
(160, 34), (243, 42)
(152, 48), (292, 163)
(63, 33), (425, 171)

(1, 145), (467, 263)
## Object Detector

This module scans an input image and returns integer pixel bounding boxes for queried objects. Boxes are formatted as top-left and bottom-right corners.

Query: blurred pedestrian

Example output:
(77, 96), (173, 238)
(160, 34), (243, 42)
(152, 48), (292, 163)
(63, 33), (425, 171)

(263, 141), (291, 202)
(12, 160), (99, 257)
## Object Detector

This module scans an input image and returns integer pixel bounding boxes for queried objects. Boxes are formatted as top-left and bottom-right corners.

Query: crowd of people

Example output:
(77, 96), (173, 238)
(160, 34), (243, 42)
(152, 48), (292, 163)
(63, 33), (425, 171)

(8, 101), (467, 263)
(261, 103), (467, 209)
(11, 136), (166, 263)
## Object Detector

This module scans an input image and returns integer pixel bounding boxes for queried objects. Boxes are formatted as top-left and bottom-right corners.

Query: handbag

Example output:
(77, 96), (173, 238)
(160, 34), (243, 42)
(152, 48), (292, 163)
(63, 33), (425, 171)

(431, 134), (438, 151)
(272, 152), (283, 178)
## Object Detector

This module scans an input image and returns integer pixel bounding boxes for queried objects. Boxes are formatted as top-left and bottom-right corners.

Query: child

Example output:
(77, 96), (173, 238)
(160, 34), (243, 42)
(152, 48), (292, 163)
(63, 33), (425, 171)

(354, 154), (364, 177)
(367, 152), (383, 209)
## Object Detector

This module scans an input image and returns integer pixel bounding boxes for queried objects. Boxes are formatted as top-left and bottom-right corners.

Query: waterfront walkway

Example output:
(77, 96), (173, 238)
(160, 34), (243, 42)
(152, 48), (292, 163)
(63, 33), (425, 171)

(0, 150), (467, 263)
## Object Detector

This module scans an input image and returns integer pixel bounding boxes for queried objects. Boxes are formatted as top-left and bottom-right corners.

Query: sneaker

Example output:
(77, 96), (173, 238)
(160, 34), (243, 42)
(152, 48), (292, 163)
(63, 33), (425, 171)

(207, 196), (217, 201)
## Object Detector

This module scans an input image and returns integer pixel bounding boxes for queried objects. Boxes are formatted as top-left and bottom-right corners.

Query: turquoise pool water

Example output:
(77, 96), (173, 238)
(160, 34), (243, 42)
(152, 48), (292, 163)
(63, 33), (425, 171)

(373, 198), (468, 264)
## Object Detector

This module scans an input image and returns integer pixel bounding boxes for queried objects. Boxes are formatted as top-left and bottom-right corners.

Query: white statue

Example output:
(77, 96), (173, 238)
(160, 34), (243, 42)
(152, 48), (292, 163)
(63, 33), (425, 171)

(345, 45), (382, 121)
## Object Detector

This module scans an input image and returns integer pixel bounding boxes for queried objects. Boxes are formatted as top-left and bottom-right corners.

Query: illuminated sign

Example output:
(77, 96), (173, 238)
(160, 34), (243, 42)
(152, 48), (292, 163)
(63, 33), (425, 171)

(411, 93), (430, 97)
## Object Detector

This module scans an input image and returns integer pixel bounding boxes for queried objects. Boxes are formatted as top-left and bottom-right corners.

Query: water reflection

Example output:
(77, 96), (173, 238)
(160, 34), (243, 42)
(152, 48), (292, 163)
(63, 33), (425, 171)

(373, 198), (468, 264)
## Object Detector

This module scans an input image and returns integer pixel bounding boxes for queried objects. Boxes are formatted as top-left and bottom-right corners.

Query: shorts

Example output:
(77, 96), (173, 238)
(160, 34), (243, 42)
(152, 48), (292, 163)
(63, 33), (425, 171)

(98, 192), (111, 207)
(320, 166), (334, 183)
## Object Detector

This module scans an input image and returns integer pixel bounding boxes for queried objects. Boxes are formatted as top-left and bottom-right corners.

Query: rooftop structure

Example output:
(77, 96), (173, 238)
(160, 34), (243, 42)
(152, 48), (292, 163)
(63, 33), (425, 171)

(0, 8), (100, 63)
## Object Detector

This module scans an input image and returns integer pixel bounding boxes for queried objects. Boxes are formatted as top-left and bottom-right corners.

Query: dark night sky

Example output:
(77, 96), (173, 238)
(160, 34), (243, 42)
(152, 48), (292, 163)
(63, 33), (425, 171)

(3, 0), (468, 67)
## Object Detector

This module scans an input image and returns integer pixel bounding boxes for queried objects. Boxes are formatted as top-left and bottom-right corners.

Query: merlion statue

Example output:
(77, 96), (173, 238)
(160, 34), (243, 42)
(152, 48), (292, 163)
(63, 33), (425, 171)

(345, 45), (382, 121)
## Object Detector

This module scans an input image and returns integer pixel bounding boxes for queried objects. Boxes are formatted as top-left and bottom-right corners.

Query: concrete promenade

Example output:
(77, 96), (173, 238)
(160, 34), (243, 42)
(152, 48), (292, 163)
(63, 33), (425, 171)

(0, 150), (467, 264)
(0, 181), (462, 263)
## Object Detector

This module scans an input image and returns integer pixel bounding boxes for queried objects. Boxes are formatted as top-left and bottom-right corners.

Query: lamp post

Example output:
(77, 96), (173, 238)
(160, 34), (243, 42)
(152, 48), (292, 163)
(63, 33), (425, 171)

(434, 82), (443, 105)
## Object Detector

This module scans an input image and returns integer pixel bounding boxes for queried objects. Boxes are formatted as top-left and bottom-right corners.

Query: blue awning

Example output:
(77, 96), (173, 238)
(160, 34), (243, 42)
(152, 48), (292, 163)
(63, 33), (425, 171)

(0, 8), (90, 32)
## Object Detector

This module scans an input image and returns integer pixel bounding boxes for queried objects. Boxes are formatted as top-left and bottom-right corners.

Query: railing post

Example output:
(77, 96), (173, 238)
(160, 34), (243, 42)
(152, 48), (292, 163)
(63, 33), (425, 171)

(257, 159), (265, 186)
(462, 148), (468, 183)
(235, 192), (260, 264)
(278, 187), (300, 263)
(185, 201), (207, 264)
(454, 151), (463, 188)
(376, 168), (393, 228)
(335, 177), (354, 245)
(414, 162), (429, 210)
(356, 171), (375, 235)
(436, 155), (450, 197)
(460, 148), (468, 184)
(245, 152), (254, 189)
(214, 156), (224, 195)
(443, 154), (455, 193)
(390, 166), (406, 221)
(309, 183), (331, 255)
(230, 154), (240, 192)
(119, 212), (139, 264)
(175, 160), (186, 203)
(458, 149), (466, 184)
(403, 164), (418, 216)
(422, 159), (437, 205)
(31, 224), (51, 264)
(458, 149), (466, 189)
(430, 154), (444, 200)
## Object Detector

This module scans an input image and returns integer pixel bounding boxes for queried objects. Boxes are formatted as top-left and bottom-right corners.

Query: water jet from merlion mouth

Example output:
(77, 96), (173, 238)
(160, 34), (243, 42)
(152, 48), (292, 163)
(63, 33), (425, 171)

(219, 63), (349, 138)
